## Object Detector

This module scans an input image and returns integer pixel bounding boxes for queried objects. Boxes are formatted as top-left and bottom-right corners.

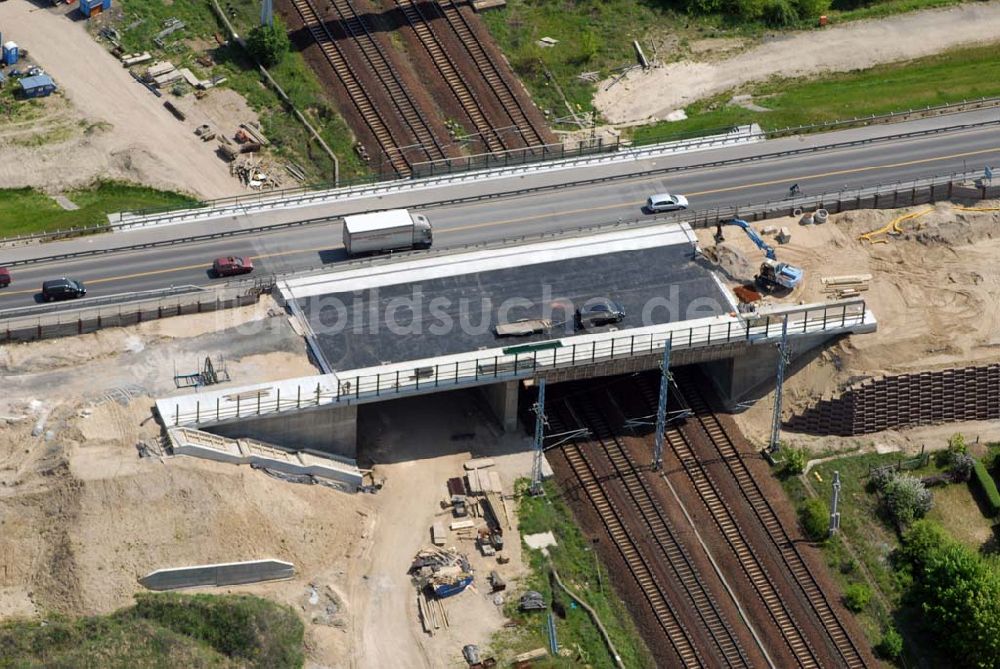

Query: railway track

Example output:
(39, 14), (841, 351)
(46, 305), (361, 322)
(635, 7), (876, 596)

(675, 371), (869, 669)
(436, 0), (548, 148)
(550, 421), (704, 666)
(393, 0), (506, 154)
(289, 0), (446, 174)
(289, 0), (407, 174)
(632, 376), (824, 668)
(558, 392), (755, 668)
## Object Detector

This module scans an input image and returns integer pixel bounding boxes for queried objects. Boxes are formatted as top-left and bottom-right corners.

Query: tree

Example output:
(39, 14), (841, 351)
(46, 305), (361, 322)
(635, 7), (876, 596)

(842, 583), (871, 612)
(897, 520), (1000, 667)
(876, 627), (903, 660)
(882, 474), (932, 527)
(798, 497), (829, 541)
(246, 20), (290, 68)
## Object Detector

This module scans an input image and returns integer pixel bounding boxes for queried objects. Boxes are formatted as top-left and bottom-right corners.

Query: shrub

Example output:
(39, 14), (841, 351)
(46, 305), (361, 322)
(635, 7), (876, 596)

(876, 627), (903, 660)
(882, 474), (933, 527)
(950, 452), (974, 482)
(782, 447), (807, 476)
(868, 465), (895, 492)
(842, 583), (871, 612)
(937, 432), (969, 467)
(793, 0), (830, 18)
(734, 0), (768, 20)
(246, 21), (290, 68)
(798, 497), (828, 541)
(972, 458), (1000, 517)
(762, 0), (799, 26)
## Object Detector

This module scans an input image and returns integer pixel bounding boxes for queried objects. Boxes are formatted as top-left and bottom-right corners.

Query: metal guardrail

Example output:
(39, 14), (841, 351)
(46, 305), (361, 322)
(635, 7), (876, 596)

(0, 284), (259, 343)
(2, 97), (997, 247)
(0, 285), (205, 319)
(164, 300), (869, 427)
(5, 117), (998, 269)
(261, 168), (997, 282)
(105, 117), (1000, 231)
(119, 94), (1000, 219)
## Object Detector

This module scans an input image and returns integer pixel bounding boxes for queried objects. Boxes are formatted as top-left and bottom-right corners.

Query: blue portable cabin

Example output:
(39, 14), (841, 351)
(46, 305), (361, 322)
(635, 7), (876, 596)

(2, 41), (18, 66)
(20, 74), (57, 99)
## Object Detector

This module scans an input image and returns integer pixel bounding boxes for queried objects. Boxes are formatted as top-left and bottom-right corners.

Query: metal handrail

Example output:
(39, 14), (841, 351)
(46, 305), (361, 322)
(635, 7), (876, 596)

(165, 300), (870, 427)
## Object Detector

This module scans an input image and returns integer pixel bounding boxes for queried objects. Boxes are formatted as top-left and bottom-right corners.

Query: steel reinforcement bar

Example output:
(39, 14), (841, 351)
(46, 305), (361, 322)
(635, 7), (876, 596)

(677, 372), (869, 668)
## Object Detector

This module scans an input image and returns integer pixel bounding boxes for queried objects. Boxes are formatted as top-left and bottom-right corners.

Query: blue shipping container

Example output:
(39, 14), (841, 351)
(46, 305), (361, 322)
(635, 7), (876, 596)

(80, 0), (112, 17)
(2, 42), (18, 66)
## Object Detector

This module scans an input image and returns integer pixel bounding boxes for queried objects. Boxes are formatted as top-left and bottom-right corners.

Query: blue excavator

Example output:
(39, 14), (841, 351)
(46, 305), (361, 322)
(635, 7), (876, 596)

(715, 219), (804, 290)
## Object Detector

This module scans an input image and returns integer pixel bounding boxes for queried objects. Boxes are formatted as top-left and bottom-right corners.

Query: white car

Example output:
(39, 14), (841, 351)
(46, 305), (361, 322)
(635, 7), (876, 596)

(646, 193), (689, 213)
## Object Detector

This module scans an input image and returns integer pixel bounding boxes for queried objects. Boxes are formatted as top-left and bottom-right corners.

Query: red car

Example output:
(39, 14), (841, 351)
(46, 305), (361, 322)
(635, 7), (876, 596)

(0, 267), (10, 288)
(212, 256), (254, 278)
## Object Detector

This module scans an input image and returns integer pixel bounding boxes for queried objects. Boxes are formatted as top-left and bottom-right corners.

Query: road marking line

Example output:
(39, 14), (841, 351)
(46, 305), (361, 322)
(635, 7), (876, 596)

(2, 145), (995, 299)
(442, 145), (999, 232)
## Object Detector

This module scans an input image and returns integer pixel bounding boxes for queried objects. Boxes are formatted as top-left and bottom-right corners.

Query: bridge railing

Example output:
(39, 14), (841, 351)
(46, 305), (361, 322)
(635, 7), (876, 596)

(162, 299), (869, 427)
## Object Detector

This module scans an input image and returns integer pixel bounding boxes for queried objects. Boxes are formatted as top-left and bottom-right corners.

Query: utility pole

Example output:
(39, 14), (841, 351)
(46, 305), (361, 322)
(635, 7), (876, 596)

(530, 378), (547, 496)
(768, 316), (790, 453)
(652, 340), (671, 470)
(829, 471), (842, 536)
(260, 0), (273, 26)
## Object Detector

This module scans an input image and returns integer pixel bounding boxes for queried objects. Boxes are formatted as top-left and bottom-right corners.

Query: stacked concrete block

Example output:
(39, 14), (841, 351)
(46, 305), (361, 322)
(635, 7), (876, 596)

(786, 364), (1000, 436)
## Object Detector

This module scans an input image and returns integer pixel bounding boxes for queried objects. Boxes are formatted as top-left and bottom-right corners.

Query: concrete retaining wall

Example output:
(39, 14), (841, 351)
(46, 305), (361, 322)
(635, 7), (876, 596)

(139, 559), (295, 590)
(786, 364), (1000, 436)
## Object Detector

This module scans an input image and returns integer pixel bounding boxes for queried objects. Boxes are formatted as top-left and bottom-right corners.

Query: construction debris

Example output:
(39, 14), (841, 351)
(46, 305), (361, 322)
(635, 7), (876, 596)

(409, 548), (474, 599)
(519, 591), (546, 611)
(154, 18), (186, 48)
(231, 157), (278, 190)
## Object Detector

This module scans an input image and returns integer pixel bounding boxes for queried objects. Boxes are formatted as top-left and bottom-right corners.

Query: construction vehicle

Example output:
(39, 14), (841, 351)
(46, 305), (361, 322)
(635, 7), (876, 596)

(716, 219), (804, 290)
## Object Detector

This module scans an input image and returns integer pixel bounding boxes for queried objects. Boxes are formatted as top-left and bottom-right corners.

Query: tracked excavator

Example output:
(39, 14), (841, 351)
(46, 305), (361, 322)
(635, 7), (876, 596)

(715, 219), (804, 290)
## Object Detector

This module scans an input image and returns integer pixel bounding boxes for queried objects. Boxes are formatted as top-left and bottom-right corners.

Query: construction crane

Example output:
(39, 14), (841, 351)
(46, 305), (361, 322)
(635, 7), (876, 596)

(716, 219), (804, 290)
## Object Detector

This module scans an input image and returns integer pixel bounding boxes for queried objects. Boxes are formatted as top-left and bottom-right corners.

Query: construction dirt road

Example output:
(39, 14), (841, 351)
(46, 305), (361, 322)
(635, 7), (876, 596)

(596, 2), (1000, 124)
(694, 199), (1000, 451)
(0, 2), (242, 198)
(0, 297), (536, 667)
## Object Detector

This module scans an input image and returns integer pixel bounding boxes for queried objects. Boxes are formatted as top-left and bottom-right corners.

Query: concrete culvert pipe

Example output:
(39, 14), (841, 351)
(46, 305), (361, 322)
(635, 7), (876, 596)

(799, 213), (813, 225)
(813, 208), (829, 224)
(792, 207), (803, 217)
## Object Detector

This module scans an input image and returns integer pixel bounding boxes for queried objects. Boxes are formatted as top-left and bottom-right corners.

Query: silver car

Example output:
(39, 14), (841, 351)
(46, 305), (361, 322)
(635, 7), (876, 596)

(646, 193), (689, 213)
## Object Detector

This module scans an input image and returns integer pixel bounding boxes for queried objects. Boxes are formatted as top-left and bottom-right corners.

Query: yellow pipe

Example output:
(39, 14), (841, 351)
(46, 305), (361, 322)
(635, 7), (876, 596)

(859, 207), (933, 243)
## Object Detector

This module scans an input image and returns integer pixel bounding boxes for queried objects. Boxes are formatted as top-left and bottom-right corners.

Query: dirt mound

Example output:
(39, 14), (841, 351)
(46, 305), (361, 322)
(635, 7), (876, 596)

(695, 201), (1000, 447)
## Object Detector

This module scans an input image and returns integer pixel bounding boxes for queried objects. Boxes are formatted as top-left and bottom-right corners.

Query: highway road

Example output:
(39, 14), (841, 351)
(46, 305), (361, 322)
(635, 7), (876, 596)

(0, 111), (998, 310)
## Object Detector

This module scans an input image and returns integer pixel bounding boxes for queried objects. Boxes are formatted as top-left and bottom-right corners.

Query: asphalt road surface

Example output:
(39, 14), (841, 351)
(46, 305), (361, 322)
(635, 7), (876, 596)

(0, 112), (997, 309)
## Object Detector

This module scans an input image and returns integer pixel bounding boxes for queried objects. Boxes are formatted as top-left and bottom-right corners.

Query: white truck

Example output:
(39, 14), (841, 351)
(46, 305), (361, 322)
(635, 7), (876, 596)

(341, 209), (433, 256)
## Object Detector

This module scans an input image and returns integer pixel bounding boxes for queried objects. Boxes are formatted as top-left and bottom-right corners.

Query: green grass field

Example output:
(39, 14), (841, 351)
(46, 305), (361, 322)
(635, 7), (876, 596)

(0, 182), (197, 237)
(487, 479), (655, 667)
(484, 0), (986, 133)
(782, 444), (999, 666)
(0, 593), (304, 668)
(631, 42), (1000, 143)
